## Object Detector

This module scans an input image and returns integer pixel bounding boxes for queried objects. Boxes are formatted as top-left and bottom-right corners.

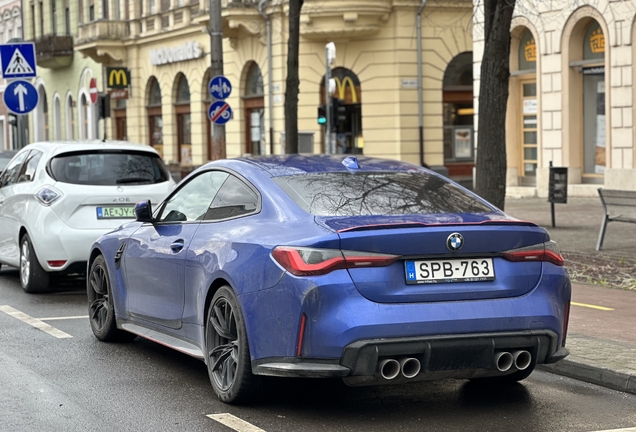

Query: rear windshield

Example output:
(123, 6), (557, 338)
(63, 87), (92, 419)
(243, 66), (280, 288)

(273, 172), (494, 216)
(50, 151), (170, 185)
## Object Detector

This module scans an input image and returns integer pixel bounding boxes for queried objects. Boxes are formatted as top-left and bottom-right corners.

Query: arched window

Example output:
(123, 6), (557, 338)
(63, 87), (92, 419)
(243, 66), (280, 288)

(443, 53), (474, 166)
(147, 77), (163, 157)
(175, 74), (191, 164)
(245, 63), (264, 97)
(66, 93), (75, 139)
(518, 29), (537, 72)
(53, 95), (61, 140)
(243, 63), (265, 155)
(35, 86), (49, 142)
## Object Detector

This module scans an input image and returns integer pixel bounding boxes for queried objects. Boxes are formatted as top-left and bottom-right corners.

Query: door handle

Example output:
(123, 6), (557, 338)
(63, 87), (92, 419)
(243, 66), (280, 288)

(170, 239), (184, 252)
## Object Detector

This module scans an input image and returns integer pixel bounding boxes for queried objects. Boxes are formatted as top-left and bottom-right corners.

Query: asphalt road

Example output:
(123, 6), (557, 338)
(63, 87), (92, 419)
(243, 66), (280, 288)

(1, 268), (636, 432)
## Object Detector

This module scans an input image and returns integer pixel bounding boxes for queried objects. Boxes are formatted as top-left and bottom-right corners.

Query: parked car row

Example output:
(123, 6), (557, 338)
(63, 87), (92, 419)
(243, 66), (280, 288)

(0, 146), (572, 404)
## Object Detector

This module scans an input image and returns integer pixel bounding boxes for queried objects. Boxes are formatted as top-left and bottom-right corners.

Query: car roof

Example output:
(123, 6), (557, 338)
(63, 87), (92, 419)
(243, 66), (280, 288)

(21, 140), (161, 157)
(231, 154), (427, 177)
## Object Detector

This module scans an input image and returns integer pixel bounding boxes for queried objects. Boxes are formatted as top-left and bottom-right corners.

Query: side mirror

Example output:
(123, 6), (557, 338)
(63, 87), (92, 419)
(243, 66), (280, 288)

(134, 200), (153, 223)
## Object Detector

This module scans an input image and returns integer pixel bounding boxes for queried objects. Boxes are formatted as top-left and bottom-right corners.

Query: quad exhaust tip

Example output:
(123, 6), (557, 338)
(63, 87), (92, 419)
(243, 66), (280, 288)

(378, 358), (422, 380)
(378, 359), (401, 380)
(494, 351), (514, 372)
(400, 357), (421, 379)
(512, 350), (532, 371)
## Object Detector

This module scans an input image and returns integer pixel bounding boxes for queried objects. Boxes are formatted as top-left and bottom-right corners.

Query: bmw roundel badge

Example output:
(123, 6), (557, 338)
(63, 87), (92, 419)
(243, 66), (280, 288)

(446, 233), (464, 251)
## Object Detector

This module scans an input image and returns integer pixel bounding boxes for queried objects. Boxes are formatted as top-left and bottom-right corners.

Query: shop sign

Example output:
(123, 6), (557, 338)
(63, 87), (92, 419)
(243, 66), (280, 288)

(150, 41), (202, 66)
(106, 67), (130, 89)
(109, 89), (129, 100)
(583, 66), (605, 75)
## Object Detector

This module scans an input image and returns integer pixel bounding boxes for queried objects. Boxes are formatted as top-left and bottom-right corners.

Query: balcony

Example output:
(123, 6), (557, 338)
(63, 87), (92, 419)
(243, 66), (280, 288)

(75, 21), (130, 63)
(300, 0), (392, 40)
(34, 35), (74, 69)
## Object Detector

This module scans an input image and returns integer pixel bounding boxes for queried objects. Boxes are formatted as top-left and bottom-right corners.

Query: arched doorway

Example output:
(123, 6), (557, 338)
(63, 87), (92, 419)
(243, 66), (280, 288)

(243, 63), (265, 155)
(442, 52), (473, 185)
(509, 27), (538, 185)
(565, 15), (608, 183)
(146, 77), (163, 157)
(174, 74), (191, 164)
(320, 67), (363, 154)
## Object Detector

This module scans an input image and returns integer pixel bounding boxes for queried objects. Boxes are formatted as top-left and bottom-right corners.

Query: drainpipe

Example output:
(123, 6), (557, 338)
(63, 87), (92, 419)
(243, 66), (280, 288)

(258, 0), (274, 155)
(417, 0), (427, 167)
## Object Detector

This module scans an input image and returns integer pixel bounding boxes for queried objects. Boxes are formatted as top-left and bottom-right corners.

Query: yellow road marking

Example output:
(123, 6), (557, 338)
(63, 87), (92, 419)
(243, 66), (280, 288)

(571, 301), (614, 311)
(0, 305), (72, 338)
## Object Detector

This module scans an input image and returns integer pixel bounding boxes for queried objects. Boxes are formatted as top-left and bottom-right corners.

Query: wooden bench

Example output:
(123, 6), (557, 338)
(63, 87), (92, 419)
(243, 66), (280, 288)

(596, 188), (636, 251)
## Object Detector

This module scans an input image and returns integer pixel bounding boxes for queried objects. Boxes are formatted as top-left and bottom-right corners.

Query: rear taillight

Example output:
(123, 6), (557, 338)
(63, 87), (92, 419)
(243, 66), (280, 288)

(271, 246), (399, 276)
(501, 241), (564, 266)
(35, 186), (63, 206)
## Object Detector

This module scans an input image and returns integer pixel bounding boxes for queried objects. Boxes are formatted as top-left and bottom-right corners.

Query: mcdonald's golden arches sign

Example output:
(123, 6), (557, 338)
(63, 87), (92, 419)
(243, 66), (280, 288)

(106, 67), (131, 89)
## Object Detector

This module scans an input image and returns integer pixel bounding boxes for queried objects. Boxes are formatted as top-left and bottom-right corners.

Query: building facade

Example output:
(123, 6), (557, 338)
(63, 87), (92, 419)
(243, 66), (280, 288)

(0, 0), (22, 149)
(473, 0), (636, 196)
(23, 0), (476, 184)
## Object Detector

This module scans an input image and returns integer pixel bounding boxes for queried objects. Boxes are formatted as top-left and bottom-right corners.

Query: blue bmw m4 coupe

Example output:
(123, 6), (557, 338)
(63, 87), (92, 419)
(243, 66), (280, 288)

(87, 155), (571, 403)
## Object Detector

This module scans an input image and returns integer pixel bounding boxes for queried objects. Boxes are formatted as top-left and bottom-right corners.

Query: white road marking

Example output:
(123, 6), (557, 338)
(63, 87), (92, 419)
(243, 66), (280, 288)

(0, 305), (72, 339)
(39, 315), (89, 321)
(207, 413), (266, 432)
(590, 428), (636, 432)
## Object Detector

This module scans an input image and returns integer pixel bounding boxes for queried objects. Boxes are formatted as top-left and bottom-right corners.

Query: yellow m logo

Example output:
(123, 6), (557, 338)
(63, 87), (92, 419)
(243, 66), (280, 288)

(335, 76), (358, 103)
(107, 68), (130, 89)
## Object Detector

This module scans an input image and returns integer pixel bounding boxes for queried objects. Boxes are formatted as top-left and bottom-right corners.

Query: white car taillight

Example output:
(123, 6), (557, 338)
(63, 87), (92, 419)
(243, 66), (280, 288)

(35, 186), (63, 206)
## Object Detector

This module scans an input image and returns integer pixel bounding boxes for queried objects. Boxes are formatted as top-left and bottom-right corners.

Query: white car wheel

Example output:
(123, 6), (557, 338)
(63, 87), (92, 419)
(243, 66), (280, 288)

(20, 234), (49, 293)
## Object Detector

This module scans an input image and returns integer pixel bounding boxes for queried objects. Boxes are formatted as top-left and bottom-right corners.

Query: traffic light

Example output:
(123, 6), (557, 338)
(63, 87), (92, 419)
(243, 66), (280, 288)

(317, 105), (327, 125)
(332, 98), (347, 127)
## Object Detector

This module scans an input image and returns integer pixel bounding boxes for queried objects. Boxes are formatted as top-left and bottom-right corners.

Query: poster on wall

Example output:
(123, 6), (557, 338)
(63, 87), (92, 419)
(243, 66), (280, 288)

(454, 128), (473, 159)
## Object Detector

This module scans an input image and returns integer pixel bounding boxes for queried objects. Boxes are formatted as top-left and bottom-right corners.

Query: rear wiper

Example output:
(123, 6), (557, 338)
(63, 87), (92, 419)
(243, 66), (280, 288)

(116, 177), (153, 184)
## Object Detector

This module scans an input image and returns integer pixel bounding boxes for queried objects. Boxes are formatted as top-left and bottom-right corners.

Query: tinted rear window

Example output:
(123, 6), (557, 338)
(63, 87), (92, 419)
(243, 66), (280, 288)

(50, 151), (170, 185)
(273, 172), (493, 216)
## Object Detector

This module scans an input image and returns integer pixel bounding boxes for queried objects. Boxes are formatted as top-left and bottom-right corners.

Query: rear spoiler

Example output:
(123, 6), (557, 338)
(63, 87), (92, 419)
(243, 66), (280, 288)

(336, 219), (540, 233)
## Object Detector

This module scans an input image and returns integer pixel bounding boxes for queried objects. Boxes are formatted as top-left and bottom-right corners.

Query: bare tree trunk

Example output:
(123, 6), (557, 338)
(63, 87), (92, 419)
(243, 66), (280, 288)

(284, 0), (303, 154)
(475, 0), (516, 210)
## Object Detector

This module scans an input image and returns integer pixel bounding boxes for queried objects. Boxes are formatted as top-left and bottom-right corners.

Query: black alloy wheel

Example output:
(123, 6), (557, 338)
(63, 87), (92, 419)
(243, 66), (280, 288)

(87, 255), (135, 342)
(206, 286), (257, 403)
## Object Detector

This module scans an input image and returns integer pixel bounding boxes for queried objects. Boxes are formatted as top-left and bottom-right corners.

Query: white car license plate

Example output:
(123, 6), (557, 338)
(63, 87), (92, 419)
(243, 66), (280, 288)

(96, 206), (135, 219)
(405, 258), (495, 284)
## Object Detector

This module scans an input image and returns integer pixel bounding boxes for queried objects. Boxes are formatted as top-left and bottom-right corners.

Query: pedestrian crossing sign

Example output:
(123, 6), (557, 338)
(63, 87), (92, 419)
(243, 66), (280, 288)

(0, 42), (37, 79)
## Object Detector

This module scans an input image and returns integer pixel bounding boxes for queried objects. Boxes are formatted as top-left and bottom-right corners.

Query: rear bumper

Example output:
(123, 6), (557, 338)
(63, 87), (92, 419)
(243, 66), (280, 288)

(252, 330), (570, 381)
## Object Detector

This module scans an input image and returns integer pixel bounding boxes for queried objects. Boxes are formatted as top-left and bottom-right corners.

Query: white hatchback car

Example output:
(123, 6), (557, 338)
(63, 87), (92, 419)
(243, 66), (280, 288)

(0, 141), (176, 293)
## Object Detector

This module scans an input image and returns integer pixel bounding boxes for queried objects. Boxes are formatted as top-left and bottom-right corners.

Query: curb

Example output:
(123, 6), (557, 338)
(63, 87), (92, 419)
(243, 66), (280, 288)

(539, 361), (636, 395)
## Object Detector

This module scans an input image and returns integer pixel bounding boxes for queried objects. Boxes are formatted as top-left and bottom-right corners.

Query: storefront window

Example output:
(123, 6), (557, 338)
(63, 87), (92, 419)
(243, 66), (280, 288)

(443, 52), (474, 163)
(582, 21), (605, 176)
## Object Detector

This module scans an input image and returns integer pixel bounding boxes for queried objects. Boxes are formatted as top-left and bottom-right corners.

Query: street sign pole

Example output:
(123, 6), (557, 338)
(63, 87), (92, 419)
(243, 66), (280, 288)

(209, 0), (226, 161)
(324, 42), (336, 154)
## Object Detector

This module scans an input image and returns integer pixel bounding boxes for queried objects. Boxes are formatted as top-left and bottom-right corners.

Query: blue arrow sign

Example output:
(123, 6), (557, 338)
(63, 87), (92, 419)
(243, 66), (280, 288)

(208, 75), (232, 100)
(0, 42), (37, 79)
(4, 80), (38, 115)
(208, 101), (233, 125)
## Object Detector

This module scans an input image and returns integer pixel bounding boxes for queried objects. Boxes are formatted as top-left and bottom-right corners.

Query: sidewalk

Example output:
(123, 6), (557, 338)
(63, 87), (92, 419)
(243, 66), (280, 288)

(504, 196), (636, 394)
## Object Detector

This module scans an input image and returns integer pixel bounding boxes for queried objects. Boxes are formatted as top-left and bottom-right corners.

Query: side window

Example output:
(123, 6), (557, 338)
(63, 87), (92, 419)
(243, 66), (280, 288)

(158, 171), (228, 222)
(0, 151), (28, 188)
(18, 150), (43, 183)
(204, 175), (259, 221)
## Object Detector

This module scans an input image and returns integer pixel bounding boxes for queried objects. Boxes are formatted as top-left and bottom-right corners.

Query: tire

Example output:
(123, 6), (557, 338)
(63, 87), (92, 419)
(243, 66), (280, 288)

(20, 234), (50, 293)
(87, 255), (136, 342)
(205, 286), (258, 404)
